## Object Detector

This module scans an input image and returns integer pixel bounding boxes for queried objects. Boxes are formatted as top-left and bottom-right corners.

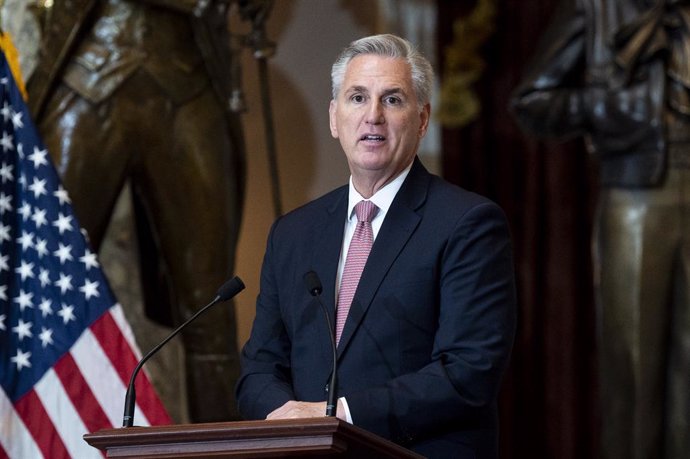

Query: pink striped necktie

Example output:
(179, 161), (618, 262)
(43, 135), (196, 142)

(336, 200), (379, 345)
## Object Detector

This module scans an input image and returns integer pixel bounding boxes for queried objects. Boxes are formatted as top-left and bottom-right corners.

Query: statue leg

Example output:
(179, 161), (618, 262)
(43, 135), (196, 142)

(133, 85), (243, 422)
(664, 167), (690, 459)
(38, 70), (244, 421)
(594, 182), (678, 459)
(37, 83), (130, 249)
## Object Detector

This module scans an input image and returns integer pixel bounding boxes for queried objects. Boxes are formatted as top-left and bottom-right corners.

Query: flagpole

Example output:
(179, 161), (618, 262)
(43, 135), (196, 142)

(238, 0), (282, 218)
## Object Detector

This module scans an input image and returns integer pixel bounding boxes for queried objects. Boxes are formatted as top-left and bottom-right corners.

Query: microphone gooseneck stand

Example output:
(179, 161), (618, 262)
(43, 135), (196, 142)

(304, 271), (338, 417)
(122, 276), (245, 427)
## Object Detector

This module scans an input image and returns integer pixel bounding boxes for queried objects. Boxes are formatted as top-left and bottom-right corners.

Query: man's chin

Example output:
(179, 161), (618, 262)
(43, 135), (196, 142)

(348, 152), (389, 170)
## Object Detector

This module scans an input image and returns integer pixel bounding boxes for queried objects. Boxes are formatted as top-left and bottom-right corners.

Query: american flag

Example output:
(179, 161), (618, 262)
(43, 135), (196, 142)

(0, 51), (171, 458)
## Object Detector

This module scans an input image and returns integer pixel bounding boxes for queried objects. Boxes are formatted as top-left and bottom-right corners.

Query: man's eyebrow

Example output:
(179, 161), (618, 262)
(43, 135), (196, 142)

(381, 87), (405, 98)
(345, 85), (369, 95)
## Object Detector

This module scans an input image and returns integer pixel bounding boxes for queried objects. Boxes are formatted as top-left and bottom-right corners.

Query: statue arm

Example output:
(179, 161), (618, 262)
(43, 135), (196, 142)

(130, 0), (231, 16)
(510, 0), (591, 140)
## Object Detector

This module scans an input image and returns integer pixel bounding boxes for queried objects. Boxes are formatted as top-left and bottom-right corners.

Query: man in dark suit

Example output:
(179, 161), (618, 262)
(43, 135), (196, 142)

(236, 34), (517, 459)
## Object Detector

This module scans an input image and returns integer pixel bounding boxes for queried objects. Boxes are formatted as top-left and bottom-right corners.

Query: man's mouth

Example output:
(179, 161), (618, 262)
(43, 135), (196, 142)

(360, 134), (386, 141)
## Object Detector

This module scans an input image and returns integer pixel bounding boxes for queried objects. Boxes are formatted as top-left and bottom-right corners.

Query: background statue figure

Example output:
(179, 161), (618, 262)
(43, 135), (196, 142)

(27, 0), (246, 422)
(511, 0), (690, 458)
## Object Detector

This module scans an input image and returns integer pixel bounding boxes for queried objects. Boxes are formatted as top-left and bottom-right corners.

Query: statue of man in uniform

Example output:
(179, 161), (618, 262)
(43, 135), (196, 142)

(511, 1), (690, 457)
(27, 0), (246, 422)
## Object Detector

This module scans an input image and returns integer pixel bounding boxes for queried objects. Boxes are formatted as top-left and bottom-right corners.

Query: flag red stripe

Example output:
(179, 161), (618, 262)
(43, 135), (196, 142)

(90, 310), (171, 425)
(13, 390), (70, 459)
(53, 352), (112, 434)
(89, 311), (136, 385)
(0, 443), (9, 459)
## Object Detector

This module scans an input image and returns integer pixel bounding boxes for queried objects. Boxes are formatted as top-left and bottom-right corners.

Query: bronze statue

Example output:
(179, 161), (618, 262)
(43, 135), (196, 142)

(27, 0), (246, 422)
(511, 0), (689, 458)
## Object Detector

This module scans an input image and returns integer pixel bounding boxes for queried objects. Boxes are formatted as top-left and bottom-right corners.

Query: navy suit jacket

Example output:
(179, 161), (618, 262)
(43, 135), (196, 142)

(236, 158), (517, 458)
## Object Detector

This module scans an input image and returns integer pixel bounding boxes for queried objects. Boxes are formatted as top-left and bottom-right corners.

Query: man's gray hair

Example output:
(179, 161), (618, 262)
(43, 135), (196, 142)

(330, 34), (434, 107)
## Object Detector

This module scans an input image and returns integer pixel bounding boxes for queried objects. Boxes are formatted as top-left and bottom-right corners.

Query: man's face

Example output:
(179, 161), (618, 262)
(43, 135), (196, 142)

(329, 54), (430, 190)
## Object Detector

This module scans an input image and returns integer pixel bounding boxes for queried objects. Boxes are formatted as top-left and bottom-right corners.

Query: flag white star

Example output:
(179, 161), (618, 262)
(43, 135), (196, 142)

(54, 242), (73, 264)
(18, 173), (26, 188)
(58, 303), (76, 324)
(0, 191), (12, 214)
(0, 131), (13, 152)
(0, 313), (5, 330)
(13, 289), (34, 312)
(0, 101), (11, 121)
(39, 268), (51, 287)
(55, 273), (73, 294)
(15, 260), (34, 281)
(28, 146), (48, 169)
(80, 279), (100, 300)
(16, 230), (34, 251)
(31, 208), (48, 228)
(35, 238), (49, 258)
(53, 212), (74, 234)
(39, 327), (54, 348)
(0, 162), (13, 183)
(0, 253), (9, 272)
(12, 318), (33, 341)
(38, 297), (53, 317)
(28, 177), (47, 199)
(11, 349), (31, 371)
(53, 185), (71, 205)
(0, 285), (6, 301)
(0, 222), (10, 242)
(11, 110), (23, 129)
(80, 249), (99, 270)
(17, 202), (31, 220)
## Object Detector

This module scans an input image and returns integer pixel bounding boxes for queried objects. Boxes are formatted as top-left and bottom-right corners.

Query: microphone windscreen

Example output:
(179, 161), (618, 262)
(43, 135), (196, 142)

(303, 271), (323, 296)
(216, 276), (245, 301)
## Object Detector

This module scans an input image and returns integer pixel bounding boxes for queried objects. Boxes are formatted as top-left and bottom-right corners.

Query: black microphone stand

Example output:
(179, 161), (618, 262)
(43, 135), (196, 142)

(304, 271), (338, 417)
(122, 276), (245, 427)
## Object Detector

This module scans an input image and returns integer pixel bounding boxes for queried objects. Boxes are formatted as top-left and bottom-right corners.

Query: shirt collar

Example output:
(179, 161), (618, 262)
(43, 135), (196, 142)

(346, 163), (413, 222)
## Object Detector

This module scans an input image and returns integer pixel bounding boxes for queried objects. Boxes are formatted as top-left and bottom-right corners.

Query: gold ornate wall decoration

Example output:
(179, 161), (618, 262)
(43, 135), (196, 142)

(436, 0), (497, 128)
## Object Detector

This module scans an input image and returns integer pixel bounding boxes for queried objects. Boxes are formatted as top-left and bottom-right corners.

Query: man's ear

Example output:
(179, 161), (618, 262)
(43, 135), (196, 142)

(419, 103), (431, 138)
(329, 100), (339, 138)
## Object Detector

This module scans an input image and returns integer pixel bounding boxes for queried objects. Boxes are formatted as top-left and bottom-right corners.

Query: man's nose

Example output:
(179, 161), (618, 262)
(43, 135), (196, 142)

(365, 101), (385, 124)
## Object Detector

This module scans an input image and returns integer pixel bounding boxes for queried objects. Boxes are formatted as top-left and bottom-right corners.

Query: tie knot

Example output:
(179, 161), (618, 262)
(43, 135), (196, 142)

(355, 200), (378, 223)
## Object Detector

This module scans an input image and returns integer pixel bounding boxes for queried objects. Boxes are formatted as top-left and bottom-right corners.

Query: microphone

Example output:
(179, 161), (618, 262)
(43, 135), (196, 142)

(303, 271), (338, 417)
(122, 276), (245, 427)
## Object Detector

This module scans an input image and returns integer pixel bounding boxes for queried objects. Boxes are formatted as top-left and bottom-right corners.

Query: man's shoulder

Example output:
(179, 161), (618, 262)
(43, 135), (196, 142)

(405, 158), (498, 211)
(270, 185), (347, 232)
(425, 173), (500, 212)
(288, 185), (347, 216)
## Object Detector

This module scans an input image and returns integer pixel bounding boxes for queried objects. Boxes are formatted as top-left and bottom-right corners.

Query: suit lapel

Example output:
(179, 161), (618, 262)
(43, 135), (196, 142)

(337, 159), (431, 355)
(309, 188), (348, 352)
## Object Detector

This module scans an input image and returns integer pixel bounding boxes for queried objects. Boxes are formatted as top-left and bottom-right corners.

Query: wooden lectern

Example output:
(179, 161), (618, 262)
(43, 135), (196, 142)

(83, 417), (425, 458)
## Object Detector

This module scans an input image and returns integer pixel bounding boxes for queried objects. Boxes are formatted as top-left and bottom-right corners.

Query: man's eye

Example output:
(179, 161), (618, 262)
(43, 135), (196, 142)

(384, 96), (401, 105)
(351, 94), (365, 103)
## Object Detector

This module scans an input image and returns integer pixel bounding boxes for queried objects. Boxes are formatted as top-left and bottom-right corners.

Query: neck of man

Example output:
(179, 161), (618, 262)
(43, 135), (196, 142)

(350, 159), (414, 199)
